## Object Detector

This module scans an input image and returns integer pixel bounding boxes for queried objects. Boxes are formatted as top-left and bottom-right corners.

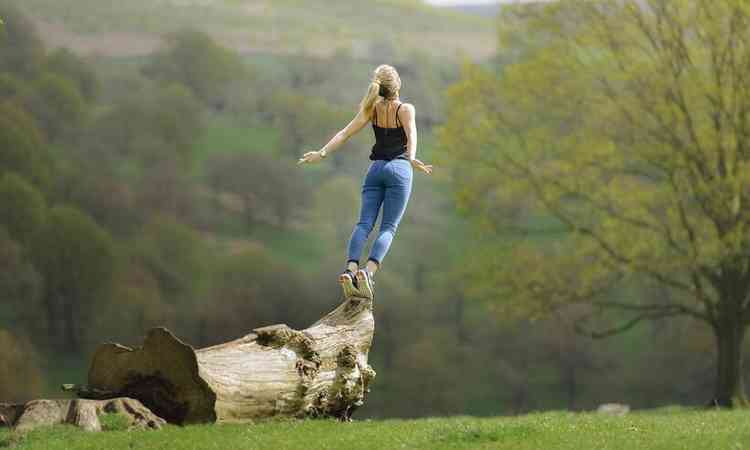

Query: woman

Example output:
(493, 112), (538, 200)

(297, 64), (433, 298)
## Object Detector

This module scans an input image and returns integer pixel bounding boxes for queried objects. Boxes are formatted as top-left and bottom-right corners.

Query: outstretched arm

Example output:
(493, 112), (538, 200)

(298, 109), (370, 165)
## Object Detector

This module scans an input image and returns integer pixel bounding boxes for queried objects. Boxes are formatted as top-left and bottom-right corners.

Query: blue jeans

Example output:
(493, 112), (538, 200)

(346, 159), (413, 268)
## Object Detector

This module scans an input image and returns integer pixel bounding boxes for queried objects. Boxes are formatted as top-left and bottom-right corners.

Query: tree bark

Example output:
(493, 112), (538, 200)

(77, 293), (376, 424)
(712, 317), (748, 407)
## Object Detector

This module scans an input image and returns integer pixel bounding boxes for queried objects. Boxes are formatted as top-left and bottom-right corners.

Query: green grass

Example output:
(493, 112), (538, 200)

(191, 115), (281, 176)
(2, 408), (750, 450)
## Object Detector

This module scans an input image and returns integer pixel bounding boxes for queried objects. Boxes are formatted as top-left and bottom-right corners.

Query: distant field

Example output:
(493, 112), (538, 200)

(2, 408), (748, 450)
(18, 0), (497, 60)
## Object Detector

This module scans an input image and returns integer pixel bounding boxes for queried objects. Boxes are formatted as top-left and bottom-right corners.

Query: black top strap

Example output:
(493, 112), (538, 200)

(395, 103), (403, 127)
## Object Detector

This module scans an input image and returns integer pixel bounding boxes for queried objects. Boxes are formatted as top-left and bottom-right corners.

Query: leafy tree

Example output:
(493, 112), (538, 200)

(270, 91), (352, 160)
(142, 29), (247, 109)
(0, 101), (51, 189)
(0, 329), (43, 402)
(0, 1), (44, 76)
(0, 229), (44, 340)
(199, 247), (311, 345)
(437, 0), (750, 407)
(205, 151), (307, 229)
(23, 73), (86, 141)
(309, 175), (360, 244)
(133, 216), (210, 308)
(0, 172), (46, 245)
(89, 83), (201, 166)
(30, 205), (115, 352)
(43, 48), (98, 101)
(89, 249), (173, 347)
(0, 73), (26, 101)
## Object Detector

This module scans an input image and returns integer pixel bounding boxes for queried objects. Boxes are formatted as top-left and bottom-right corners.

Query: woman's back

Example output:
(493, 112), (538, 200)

(370, 100), (408, 161)
(372, 100), (404, 129)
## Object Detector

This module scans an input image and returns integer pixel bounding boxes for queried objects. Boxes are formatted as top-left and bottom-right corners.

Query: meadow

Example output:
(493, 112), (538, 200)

(2, 408), (748, 450)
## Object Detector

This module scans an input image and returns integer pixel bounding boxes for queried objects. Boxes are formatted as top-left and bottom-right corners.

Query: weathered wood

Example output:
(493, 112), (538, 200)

(0, 398), (166, 432)
(81, 285), (376, 424)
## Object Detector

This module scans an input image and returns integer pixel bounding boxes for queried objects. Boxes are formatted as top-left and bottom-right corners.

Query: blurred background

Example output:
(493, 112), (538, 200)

(0, 0), (732, 417)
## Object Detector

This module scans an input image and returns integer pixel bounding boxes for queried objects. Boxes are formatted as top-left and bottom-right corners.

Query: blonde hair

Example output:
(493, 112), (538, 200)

(359, 64), (402, 119)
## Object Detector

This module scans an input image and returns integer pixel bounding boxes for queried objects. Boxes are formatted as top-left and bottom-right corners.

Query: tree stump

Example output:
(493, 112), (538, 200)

(77, 289), (376, 424)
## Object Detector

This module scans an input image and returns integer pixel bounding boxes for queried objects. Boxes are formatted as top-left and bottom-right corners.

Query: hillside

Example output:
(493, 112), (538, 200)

(17, 0), (497, 60)
(445, 4), (501, 17)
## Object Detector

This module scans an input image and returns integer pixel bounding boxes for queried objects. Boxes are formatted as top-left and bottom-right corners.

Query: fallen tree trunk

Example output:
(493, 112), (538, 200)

(76, 291), (376, 424)
(0, 398), (166, 432)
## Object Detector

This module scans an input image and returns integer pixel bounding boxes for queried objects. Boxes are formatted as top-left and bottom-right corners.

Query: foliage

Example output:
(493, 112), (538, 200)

(22, 73), (86, 141)
(437, 0), (750, 406)
(0, 100), (51, 189)
(271, 91), (353, 159)
(132, 216), (211, 308)
(142, 29), (248, 109)
(89, 82), (202, 166)
(43, 48), (99, 101)
(204, 151), (308, 229)
(0, 329), (43, 402)
(0, 173), (46, 245)
(0, 1), (44, 76)
(198, 247), (313, 344)
(30, 205), (115, 352)
(0, 230), (44, 338)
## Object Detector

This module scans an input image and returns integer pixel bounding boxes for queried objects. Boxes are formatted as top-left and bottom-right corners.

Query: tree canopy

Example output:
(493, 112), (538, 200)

(437, 0), (750, 406)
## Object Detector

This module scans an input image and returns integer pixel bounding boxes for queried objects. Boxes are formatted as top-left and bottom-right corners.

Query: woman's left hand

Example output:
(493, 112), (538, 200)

(297, 150), (324, 165)
(410, 158), (433, 175)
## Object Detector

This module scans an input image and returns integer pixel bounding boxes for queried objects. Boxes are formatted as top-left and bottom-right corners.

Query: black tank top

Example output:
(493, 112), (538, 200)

(369, 101), (408, 161)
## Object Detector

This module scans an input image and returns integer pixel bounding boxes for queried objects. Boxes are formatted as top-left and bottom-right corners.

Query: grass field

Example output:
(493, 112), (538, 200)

(2, 408), (748, 450)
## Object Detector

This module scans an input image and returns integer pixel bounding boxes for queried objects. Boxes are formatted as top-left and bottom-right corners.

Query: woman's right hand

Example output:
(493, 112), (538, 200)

(297, 150), (324, 165)
(410, 158), (433, 175)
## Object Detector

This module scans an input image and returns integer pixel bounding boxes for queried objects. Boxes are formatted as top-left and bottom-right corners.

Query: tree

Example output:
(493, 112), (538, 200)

(205, 151), (307, 229)
(270, 91), (353, 160)
(0, 173), (46, 245)
(43, 48), (99, 102)
(132, 216), (209, 310)
(0, 2), (44, 76)
(0, 73), (26, 101)
(436, 0), (750, 407)
(30, 206), (115, 352)
(12, 290), (376, 428)
(0, 101), (51, 189)
(23, 73), (86, 141)
(0, 329), (43, 402)
(141, 29), (247, 109)
(88, 83), (201, 166)
(0, 229), (44, 340)
(199, 248), (309, 344)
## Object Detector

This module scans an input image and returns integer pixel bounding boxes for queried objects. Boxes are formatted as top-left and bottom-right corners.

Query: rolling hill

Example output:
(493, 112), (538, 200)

(17, 0), (497, 61)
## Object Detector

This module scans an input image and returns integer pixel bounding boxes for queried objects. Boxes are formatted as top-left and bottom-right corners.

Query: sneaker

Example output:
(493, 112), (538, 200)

(339, 268), (359, 298)
(355, 269), (375, 300)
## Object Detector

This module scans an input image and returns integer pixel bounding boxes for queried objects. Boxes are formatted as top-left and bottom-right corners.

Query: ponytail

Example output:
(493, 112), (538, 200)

(359, 81), (381, 118)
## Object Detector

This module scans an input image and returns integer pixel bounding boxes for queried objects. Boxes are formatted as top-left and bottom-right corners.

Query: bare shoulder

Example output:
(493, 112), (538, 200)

(399, 102), (416, 120)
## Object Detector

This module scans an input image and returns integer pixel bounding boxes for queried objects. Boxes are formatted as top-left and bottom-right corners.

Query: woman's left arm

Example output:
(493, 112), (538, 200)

(400, 103), (433, 175)
(298, 109), (370, 165)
